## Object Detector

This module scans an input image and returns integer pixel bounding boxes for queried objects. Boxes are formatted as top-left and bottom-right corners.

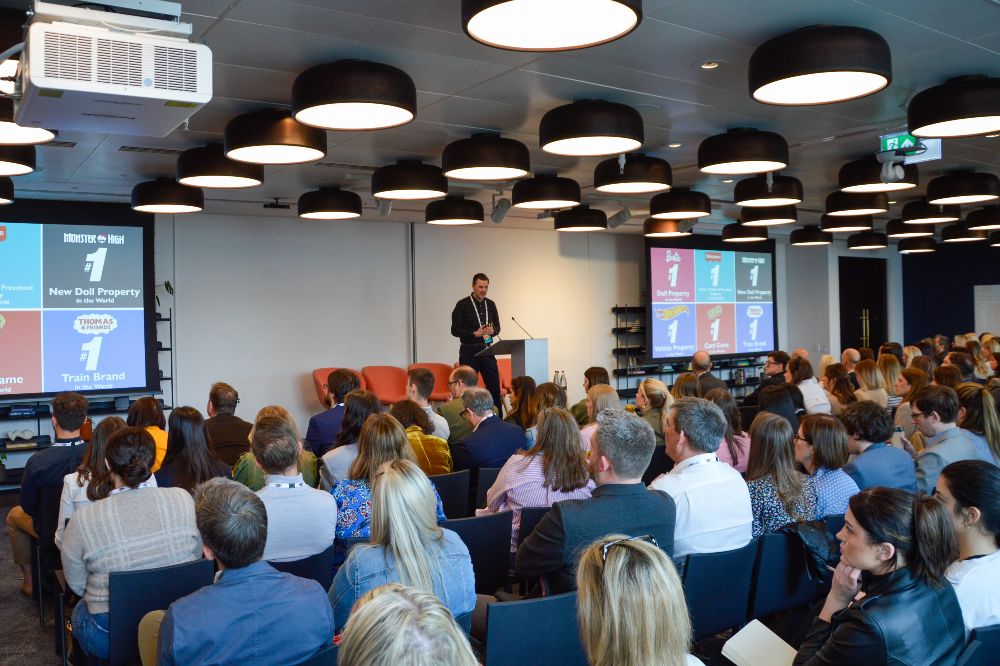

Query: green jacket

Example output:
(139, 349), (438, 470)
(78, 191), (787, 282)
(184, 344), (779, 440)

(231, 449), (319, 491)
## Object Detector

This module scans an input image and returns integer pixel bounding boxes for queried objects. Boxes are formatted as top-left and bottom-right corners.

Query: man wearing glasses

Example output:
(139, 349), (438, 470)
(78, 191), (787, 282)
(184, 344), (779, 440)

(909, 385), (980, 494)
(742, 350), (790, 407)
(438, 366), (480, 448)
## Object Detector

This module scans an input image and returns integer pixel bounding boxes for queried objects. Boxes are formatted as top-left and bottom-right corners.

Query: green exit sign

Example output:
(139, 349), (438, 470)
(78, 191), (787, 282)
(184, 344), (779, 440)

(880, 132), (920, 153)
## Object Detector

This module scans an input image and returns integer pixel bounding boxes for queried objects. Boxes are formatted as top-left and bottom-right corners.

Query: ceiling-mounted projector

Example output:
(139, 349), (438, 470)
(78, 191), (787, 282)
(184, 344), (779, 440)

(14, 1), (211, 137)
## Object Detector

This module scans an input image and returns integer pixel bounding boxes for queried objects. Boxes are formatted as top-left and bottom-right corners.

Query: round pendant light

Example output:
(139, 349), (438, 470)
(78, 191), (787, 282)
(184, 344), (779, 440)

(292, 60), (416, 131)
(0, 176), (13, 204)
(909, 76), (1000, 138)
(0, 145), (35, 176)
(967, 206), (1000, 231)
(722, 222), (768, 243)
(554, 205), (607, 232)
(789, 225), (833, 246)
(0, 98), (54, 145)
(733, 173), (802, 206)
(847, 230), (888, 250)
(462, 0), (642, 52)
(371, 161), (448, 200)
(643, 218), (692, 237)
(594, 153), (671, 194)
(825, 191), (888, 216)
(941, 221), (987, 243)
(426, 195), (485, 225)
(839, 157), (918, 193)
(749, 26), (891, 105)
(740, 205), (797, 226)
(176, 143), (263, 189)
(926, 172), (1000, 205)
(886, 217), (933, 238)
(131, 178), (203, 214)
(902, 199), (959, 224)
(990, 231), (1000, 247)
(898, 237), (937, 254)
(650, 188), (711, 219)
(298, 187), (362, 220)
(539, 100), (643, 157)
(698, 128), (788, 175)
(224, 109), (326, 165)
(512, 174), (581, 209)
(821, 214), (873, 233)
(442, 133), (530, 181)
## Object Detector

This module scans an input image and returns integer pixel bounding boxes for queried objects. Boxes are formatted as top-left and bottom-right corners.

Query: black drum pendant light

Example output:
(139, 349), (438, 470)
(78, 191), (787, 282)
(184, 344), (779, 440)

(177, 143), (263, 189)
(926, 172), (1000, 205)
(967, 206), (1000, 231)
(462, 0), (642, 51)
(292, 60), (416, 131)
(821, 214), (872, 233)
(941, 221), (988, 243)
(0, 98), (54, 145)
(131, 178), (203, 214)
(426, 196), (485, 225)
(789, 225), (833, 246)
(0, 176), (13, 204)
(298, 187), (363, 220)
(722, 222), (768, 243)
(442, 134), (530, 181)
(554, 205), (607, 231)
(371, 161), (448, 200)
(512, 174), (581, 209)
(909, 76), (1000, 138)
(898, 237), (937, 254)
(826, 191), (888, 216)
(847, 231), (888, 250)
(734, 173), (802, 207)
(749, 26), (891, 105)
(650, 188), (711, 219)
(0, 145), (35, 176)
(698, 128), (788, 175)
(886, 218), (933, 238)
(839, 157), (918, 193)
(594, 153), (671, 194)
(224, 109), (326, 165)
(643, 218), (692, 237)
(539, 100), (643, 156)
(740, 205), (796, 226)
(991, 231), (1000, 247)
(902, 199), (959, 225)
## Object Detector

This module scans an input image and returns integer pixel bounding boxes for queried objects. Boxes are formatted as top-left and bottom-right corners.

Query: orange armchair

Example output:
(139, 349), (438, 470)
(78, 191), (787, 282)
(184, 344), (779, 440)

(311, 368), (366, 407)
(361, 365), (409, 405)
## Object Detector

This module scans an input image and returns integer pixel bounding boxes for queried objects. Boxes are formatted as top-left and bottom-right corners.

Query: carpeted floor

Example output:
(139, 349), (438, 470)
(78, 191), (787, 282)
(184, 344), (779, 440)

(0, 490), (61, 665)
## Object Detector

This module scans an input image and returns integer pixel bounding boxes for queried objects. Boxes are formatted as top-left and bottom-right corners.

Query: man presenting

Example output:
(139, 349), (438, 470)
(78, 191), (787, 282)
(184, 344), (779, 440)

(452, 273), (502, 409)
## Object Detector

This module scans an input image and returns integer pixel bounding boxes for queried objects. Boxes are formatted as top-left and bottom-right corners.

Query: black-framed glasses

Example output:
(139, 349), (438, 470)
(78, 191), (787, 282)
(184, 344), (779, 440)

(601, 534), (657, 562)
(447, 380), (461, 387)
(912, 410), (928, 420)
(794, 434), (810, 445)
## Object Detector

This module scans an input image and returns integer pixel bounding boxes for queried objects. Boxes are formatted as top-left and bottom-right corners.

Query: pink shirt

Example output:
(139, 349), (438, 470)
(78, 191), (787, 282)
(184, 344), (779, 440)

(580, 423), (598, 453)
(716, 431), (751, 474)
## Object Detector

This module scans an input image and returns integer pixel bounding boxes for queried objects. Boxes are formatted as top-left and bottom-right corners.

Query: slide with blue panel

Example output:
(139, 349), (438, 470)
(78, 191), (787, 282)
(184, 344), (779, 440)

(0, 222), (42, 309)
(42, 309), (147, 392)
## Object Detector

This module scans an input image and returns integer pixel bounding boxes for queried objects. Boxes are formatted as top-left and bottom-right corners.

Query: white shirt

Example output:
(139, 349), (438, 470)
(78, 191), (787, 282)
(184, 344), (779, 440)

(55, 470), (158, 548)
(423, 405), (450, 442)
(797, 377), (832, 414)
(649, 453), (753, 559)
(947, 549), (1000, 637)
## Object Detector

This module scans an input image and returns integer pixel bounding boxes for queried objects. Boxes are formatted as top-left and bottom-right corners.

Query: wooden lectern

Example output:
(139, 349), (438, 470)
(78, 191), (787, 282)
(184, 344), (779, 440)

(476, 339), (549, 384)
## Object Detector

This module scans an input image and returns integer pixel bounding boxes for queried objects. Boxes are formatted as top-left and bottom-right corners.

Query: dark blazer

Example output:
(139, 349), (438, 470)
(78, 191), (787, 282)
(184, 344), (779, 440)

(842, 443), (917, 492)
(697, 372), (728, 395)
(204, 413), (253, 467)
(515, 483), (677, 595)
(451, 415), (526, 473)
(742, 372), (786, 407)
(304, 404), (345, 457)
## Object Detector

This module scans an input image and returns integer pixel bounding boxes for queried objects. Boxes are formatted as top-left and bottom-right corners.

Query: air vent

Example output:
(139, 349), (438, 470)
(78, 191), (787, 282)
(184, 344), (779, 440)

(118, 145), (184, 155)
(43, 31), (93, 81)
(96, 39), (142, 86)
(153, 45), (198, 92)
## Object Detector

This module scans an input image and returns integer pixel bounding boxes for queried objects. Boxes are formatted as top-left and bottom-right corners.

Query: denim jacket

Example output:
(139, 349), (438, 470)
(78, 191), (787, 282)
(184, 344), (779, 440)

(328, 529), (476, 630)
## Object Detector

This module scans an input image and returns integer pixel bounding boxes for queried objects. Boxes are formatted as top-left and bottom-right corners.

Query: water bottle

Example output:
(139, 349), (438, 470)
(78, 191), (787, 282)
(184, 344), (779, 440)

(558, 371), (567, 390)
(553, 371), (560, 384)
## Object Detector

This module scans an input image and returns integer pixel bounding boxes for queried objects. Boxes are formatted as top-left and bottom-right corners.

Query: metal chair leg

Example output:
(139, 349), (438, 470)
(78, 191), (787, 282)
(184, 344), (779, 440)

(36, 545), (45, 628)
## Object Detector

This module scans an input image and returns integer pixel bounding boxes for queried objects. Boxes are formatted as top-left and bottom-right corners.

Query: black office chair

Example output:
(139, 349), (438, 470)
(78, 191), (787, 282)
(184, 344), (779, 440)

(681, 539), (758, 638)
(748, 532), (824, 620)
(429, 469), (471, 519)
(959, 625), (1000, 666)
(516, 506), (550, 549)
(475, 467), (502, 510)
(823, 513), (845, 538)
(33, 484), (65, 628)
(958, 641), (983, 666)
(641, 445), (672, 485)
(442, 511), (513, 595)
(295, 642), (338, 666)
(270, 544), (336, 591)
(484, 592), (587, 666)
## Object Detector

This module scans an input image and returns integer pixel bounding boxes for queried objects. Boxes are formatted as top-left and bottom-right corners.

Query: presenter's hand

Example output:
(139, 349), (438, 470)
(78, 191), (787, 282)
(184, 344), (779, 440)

(474, 326), (486, 337)
(484, 325), (495, 335)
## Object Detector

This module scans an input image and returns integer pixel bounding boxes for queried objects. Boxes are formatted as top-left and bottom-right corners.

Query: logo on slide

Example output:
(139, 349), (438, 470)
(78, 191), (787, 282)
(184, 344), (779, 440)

(84, 248), (107, 282)
(0, 225), (6, 241)
(73, 314), (118, 372)
(0, 313), (5, 329)
(655, 305), (690, 320)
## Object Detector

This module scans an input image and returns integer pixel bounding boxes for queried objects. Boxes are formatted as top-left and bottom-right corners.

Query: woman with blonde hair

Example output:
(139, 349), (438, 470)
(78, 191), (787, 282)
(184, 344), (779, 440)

(878, 353), (904, 413)
(636, 377), (672, 447)
(576, 534), (702, 666)
(580, 384), (618, 453)
(903, 345), (923, 368)
(671, 372), (702, 400)
(746, 413), (817, 537)
(894, 368), (930, 439)
(956, 382), (1000, 465)
(966, 340), (992, 380)
(330, 460), (475, 632)
(232, 405), (319, 490)
(338, 584), (478, 666)
(817, 354), (835, 379)
(854, 359), (888, 409)
(983, 337), (1000, 374)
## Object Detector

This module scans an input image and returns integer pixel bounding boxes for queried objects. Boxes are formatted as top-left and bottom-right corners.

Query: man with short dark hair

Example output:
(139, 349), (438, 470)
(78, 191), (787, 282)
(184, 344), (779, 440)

(571, 366), (610, 426)
(742, 350), (790, 406)
(692, 351), (727, 395)
(6, 392), (88, 595)
(304, 369), (361, 456)
(438, 365), (480, 447)
(150, 478), (334, 665)
(451, 388), (525, 475)
(204, 382), (254, 466)
(406, 367), (449, 441)
(451, 273), (502, 410)
(910, 385), (980, 494)
(943, 351), (979, 384)
(840, 401), (916, 491)
(515, 410), (676, 594)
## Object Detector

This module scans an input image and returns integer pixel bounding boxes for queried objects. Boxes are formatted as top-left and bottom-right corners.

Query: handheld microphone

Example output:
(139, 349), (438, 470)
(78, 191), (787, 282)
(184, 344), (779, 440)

(511, 316), (535, 339)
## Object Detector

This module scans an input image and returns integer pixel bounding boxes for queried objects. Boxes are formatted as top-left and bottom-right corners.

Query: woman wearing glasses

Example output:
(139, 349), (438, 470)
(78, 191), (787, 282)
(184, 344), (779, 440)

(794, 415), (859, 518)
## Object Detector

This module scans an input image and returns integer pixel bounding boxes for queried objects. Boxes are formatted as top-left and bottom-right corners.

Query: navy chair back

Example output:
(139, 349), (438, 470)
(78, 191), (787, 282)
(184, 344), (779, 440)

(108, 559), (215, 665)
(36, 485), (64, 548)
(960, 625), (1000, 666)
(748, 533), (821, 619)
(475, 467), (502, 510)
(442, 511), (513, 595)
(516, 506), (550, 548)
(430, 469), (471, 519)
(295, 642), (338, 666)
(269, 544), (336, 591)
(485, 592), (587, 666)
(958, 641), (982, 666)
(681, 539), (757, 638)
(824, 514), (845, 538)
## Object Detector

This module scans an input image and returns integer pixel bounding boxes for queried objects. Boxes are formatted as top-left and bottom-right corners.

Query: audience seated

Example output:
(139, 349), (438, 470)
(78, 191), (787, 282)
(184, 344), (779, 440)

(795, 415), (859, 517)
(878, 354), (904, 413)
(154, 406), (230, 492)
(571, 366), (611, 427)
(516, 410), (675, 594)
(955, 382), (1000, 465)
(203, 382), (253, 466)
(650, 398), (752, 558)
(579, 384), (618, 453)
(438, 366), (479, 448)
(911, 353), (935, 378)
(934, 364), (963, 388)
(793, 488), (964, 665)
(406, 368), (450, 442)
(451, 387), (527, 474)
(817, 353), (835, 378)
(477, 407), (594, 551)
(757, 384), (800, 431)
(6, 391), (89, 596)
(841, 347), (861, 389)
(786, 356), (831, 414)
(840, 401), (917, 492)
(638, 378), (674, 483)
(945, 351), (980, 384)
(319, 390), (382, 490)
(704, 389), (750, 473)
(893, 367), (929, 439)
(232, 405), (319, 491)
(745, 413), (817, 538)
(938, 460), (1000, 637)
(692, 350), (727, 396)
(528, 381), (567, 443)
(337, 584), (478, 666)
(61, 427), (202, 660)
(853, 359), (888, 409)
(305, 369), (360, 457)
(903, 345), (922, 368)
(743, 351), (789, 406)
(127, 396), (169, 472)
(389, 399), (452, 476)
(821, 363), (858, 416)
(504, 375), (539, 435)
(671, 372), (702, 400)
(910, 385), (981, 494)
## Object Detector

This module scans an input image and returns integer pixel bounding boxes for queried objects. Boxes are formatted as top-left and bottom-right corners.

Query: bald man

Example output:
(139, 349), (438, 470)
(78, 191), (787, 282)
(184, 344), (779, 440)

(691, 351), (727, 395)
(841, 348), (861, 389)
(792, 348), (810, 360)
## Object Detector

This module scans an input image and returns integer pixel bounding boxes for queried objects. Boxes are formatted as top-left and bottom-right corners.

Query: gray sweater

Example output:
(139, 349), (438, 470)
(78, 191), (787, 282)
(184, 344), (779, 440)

(61, 486), (203, 614)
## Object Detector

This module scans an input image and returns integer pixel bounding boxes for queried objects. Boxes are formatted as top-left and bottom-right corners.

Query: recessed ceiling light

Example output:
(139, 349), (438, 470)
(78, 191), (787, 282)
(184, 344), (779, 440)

(371, 161), (448, 200)
(594, 153), (671, 194)
(668, 142), (682, 148)
(224, 109), (326, 165)
(909, 75), (1000, 138)
(426, 195), (485, 225)
(722, 222), (768, 243)
(734, 173), (803, 207)
(292, 60), (416, 131)
(176, 143), (264, 189)
(650, 188), (711, 219)
(442, 133), (530, 181)
(926, 172), (1000, 205)
(554, 205), (608, 231)
(838, 156), (918, 193)
(512, 174), (581, 210)
(698, 128), (788, 175)
(825, 191), (888, 216)
(699, 60), (721, 70)
(540, 99), (644, 156)
(789, 225), (833, 246)
(298, 187), (363, 220)
(462, 0), (642, 51)
(131, 178), (203, 214)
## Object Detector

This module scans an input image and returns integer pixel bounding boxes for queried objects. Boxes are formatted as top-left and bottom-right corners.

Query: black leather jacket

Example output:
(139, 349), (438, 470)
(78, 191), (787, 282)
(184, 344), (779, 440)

(794, 567), (965, 665)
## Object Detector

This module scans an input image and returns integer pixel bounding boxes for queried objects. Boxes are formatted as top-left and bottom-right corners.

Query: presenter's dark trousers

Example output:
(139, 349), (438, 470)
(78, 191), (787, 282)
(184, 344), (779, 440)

(459, 343), (502, 414)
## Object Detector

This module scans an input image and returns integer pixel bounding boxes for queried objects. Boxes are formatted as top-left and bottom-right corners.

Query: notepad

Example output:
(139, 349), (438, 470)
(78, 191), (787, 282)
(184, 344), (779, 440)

(721, 619), (797, 666)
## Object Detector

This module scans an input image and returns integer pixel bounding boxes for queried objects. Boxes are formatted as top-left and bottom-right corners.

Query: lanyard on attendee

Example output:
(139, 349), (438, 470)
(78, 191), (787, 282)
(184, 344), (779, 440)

(53, 438), (85, 448)
(677, 454), (718, 472)
(470, 295), (489, 327)
(265, 480), (306, 489)
(108, 480), (153, 496)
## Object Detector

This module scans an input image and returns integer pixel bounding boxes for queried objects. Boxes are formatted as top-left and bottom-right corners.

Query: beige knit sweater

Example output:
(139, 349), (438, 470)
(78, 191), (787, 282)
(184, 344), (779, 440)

(60, 486), (203, 614)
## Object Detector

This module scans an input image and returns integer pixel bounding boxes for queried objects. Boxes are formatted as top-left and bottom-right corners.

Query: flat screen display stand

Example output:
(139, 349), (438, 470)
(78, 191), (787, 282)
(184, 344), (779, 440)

(475, 339), (549, 384)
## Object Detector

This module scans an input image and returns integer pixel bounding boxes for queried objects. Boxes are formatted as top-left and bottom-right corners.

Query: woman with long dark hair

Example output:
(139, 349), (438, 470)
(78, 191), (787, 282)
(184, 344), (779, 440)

(745, 413), (817, 537)
(821, 363), (857, 416)
(704, 389), (750, 473)
(126, 396), (168, 471)
(505, 376), (539, 431)
(155, 406), (230, 492)
(894, 367), (929, 439)
(319, 390), (382, 489)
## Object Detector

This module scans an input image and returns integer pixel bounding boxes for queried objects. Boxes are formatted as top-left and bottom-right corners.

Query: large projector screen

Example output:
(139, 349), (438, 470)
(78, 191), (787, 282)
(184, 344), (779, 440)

(0, 201), (157, 401)
(645, 235), (778, 363)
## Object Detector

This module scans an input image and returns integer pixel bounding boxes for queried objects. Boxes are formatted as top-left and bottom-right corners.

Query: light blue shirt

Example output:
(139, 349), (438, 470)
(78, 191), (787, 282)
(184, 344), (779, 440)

(808, 466), (860, 518)
(257, 474), (337, 562)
